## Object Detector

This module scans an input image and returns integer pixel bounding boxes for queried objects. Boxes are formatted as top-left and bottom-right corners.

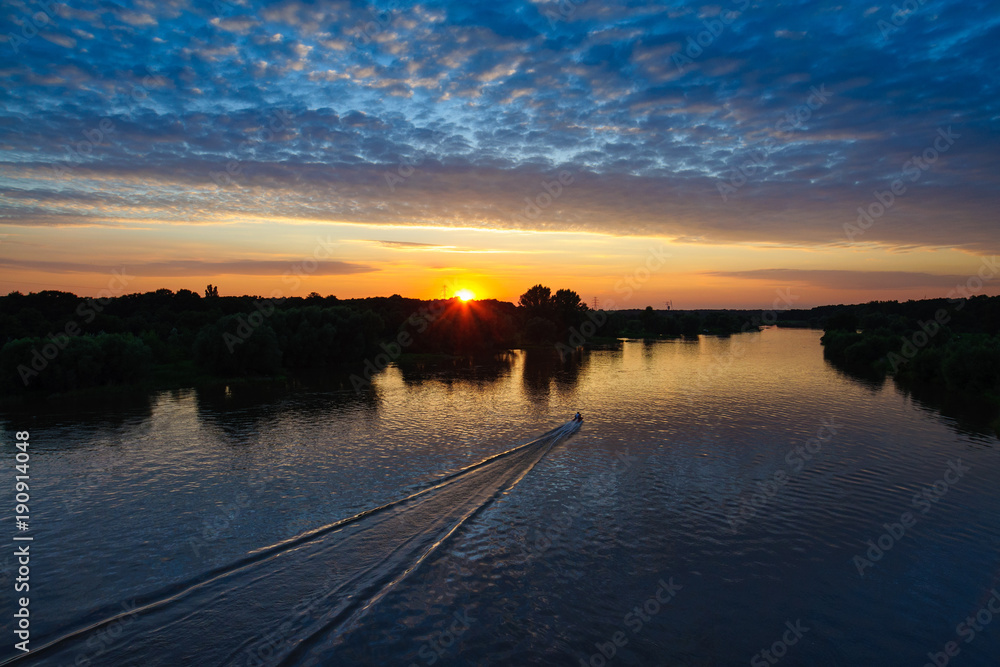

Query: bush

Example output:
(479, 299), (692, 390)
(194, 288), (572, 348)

(193, 314), (282, 376)
(523, 316), (557, 345)
(0, 333), (152, 393)
(942, 336), (1000, 393)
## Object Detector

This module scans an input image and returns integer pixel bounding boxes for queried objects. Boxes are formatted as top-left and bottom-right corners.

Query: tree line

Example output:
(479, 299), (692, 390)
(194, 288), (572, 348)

(816, 295), (1000, 400)
(0, 284), (768, 396)
(0, 287), (538, 394)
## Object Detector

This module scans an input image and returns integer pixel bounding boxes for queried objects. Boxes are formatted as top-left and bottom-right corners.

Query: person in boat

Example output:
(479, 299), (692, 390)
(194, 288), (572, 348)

(574, 412), (582, 422)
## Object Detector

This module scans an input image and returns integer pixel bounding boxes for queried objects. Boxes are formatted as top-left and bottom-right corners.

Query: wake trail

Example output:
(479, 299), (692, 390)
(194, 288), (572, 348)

(3, 421), (580, 667)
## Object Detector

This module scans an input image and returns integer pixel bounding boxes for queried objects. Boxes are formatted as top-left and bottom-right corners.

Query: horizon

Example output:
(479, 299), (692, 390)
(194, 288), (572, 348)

(2, 1), (998, 308)
(6, 283), (986, 314)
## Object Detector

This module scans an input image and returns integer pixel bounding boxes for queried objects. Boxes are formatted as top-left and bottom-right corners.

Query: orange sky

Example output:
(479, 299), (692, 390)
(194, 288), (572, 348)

(3, 221), (996, 309)
(2, 0), (998, 310)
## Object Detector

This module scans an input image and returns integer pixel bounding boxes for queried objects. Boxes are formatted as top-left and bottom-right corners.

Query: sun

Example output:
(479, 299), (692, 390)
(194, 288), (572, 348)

(454, 289), (475, 301)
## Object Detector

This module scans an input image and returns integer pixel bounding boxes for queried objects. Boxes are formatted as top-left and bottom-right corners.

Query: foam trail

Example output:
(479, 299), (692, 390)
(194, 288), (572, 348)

(2, 421), (580, 667)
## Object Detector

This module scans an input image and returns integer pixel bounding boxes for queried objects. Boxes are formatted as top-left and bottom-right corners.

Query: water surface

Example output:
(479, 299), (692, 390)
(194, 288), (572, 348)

(2, 328), (999, 666)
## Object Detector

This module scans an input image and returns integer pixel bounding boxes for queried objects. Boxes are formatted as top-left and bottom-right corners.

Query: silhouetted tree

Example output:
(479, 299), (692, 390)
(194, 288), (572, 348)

(639, 305), (655, 334)
(826, 311), (858, 331)
(552, 288), (587, 324)
(680, 314), (701, 337)
(204, 284), (219, 298)
(193, 314), (281, 376)
(524, 316), (557, 344)
(519, 285), (551, 314)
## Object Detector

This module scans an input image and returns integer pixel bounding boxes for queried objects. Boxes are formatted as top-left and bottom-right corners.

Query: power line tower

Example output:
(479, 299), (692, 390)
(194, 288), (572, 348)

(665, 300), (673, 311)
(593, 296), (599, 309)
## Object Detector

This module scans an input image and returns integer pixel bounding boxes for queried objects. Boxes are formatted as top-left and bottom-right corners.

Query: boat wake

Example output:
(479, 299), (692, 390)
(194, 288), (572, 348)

(5, 421), (581, 666)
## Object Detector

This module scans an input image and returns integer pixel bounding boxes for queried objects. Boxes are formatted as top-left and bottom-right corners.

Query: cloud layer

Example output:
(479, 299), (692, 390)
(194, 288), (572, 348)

(0, 257), (372, 276)
(1, 0), (998, 255)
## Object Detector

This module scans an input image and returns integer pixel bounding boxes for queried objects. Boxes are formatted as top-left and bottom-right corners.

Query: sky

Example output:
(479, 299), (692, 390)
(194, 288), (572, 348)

(1, 0), (998, 308)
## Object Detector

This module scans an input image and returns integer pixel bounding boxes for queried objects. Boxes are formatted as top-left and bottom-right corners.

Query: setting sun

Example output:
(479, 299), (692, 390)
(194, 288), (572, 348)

(455, 289), (475, 301)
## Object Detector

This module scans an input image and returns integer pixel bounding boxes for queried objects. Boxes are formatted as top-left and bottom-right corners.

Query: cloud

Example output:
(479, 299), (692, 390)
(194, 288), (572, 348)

(0, 259), (375, 277)
(372, 240), (450, 250)
(0, 0), (996, 257)
(705, 268), (974, 291)
(210, 16), (260, 34)
(368, 240), (509, 253)
(40, 32), (77, 49)
(114, 9), (157, 26)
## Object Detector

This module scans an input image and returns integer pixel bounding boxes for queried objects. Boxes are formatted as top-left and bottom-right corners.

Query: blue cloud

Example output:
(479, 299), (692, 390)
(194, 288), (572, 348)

(0, 0), (997, 253)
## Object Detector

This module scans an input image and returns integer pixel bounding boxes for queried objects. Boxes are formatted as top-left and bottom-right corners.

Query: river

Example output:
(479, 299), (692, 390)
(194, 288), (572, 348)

(2, 327), (998, 666)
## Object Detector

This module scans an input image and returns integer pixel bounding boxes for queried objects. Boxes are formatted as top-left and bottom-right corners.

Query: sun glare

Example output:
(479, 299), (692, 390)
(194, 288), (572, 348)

(455, 289), (475, 301)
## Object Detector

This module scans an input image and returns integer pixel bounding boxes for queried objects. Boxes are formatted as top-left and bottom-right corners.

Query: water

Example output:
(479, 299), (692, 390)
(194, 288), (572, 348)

(2, 328), (999, 666)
